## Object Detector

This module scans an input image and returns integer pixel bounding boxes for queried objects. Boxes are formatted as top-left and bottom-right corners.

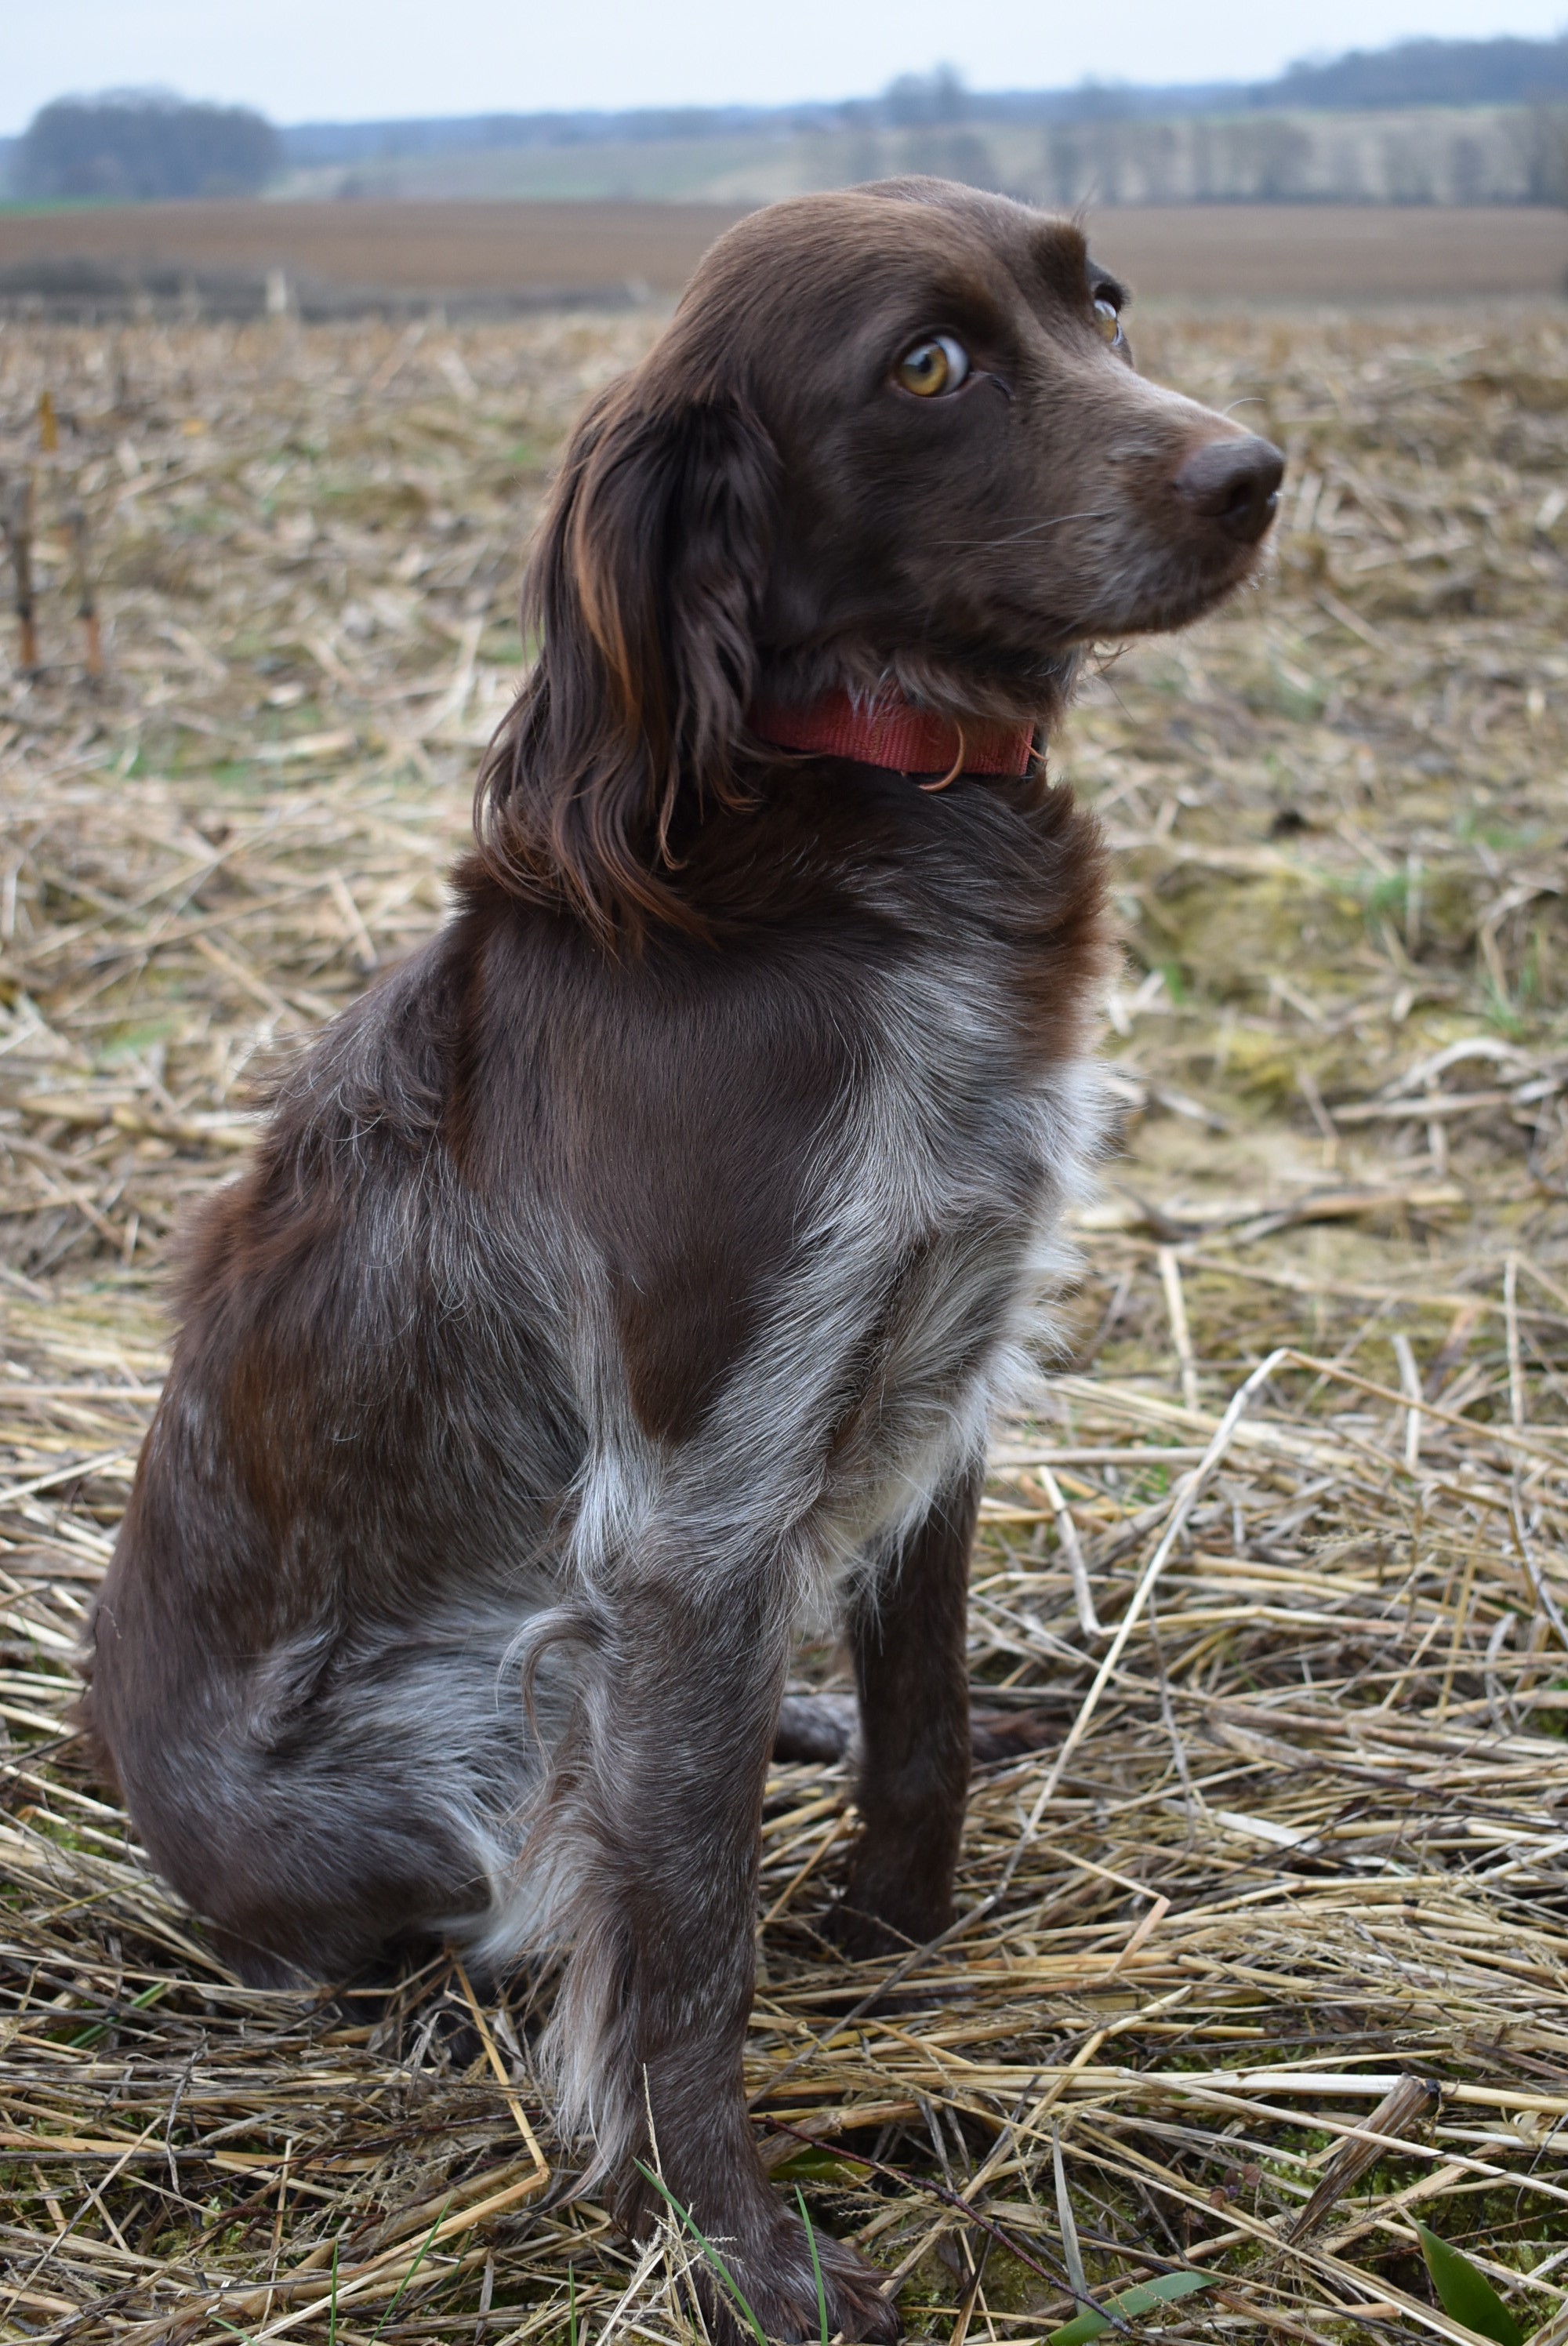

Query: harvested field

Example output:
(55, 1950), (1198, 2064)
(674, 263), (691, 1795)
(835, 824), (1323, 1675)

(0, 300), (1566, 2346)
(0, 202), (1565, 319)
(0, 203), (749, 320)
(1092, 205), (1568, 301)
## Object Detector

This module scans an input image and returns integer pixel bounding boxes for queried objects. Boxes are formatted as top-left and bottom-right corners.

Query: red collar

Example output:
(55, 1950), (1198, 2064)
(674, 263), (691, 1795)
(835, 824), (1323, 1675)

(750, 689), (1035, 785)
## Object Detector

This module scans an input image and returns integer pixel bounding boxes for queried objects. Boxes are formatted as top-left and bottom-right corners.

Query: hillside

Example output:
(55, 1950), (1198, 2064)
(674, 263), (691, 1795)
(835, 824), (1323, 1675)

(270, 106), (1568, 209)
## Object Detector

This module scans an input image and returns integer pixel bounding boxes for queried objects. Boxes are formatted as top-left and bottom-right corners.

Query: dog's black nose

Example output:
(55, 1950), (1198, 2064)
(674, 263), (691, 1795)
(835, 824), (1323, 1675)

(1174, 434), (1285, 544)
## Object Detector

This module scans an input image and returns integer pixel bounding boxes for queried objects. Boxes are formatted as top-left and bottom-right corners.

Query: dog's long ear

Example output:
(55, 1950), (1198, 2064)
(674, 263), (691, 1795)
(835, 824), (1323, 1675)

(476, 380), (779, 948)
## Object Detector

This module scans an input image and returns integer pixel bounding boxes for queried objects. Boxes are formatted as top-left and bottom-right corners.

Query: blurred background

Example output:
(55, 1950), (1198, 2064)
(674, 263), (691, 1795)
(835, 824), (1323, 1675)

(2, 11), (1568, 307)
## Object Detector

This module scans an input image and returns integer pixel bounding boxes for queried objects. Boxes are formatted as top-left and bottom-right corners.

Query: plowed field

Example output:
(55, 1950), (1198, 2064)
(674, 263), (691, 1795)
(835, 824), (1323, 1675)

(0, 198), (1563, 314)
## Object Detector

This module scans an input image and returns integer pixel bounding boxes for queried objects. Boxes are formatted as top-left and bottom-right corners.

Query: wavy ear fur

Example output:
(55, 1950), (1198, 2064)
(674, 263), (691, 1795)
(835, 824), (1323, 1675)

(476, 382), (779, 948)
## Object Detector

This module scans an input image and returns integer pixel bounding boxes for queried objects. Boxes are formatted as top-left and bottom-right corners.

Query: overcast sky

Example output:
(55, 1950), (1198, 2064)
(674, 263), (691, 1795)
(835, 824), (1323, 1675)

(5, 0), (1564, 135)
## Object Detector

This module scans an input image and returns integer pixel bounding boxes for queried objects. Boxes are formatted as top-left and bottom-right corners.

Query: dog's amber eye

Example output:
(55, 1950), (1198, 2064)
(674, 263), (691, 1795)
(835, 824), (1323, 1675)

(1093, 298), (1123, 346)
(895, 336), (971, 397)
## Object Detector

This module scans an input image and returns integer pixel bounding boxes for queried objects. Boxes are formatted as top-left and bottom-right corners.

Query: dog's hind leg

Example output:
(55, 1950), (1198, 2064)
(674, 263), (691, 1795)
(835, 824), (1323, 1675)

(89, 1607), (543, 1992)
(771, 1689), (859, 1762)
(773, 1681), (1055, 1770)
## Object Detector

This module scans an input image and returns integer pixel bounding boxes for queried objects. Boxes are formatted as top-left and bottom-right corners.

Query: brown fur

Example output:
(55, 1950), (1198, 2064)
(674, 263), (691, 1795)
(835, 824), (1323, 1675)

(83, 180), (1279, 2341)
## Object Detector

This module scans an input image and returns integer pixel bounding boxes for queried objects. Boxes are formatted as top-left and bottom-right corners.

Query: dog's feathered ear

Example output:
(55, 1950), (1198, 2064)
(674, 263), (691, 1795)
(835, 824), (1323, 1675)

(476, 380), (779, 948)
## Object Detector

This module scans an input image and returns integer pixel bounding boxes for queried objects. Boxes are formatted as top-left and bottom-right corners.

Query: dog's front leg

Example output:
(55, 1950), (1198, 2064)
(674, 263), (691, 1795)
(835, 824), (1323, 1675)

(837, 1462), (982, 1956)
(557, 1574), (898, 2346)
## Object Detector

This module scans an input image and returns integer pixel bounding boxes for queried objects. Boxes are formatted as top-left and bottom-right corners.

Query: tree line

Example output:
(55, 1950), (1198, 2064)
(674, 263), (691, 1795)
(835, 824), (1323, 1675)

(13, 93), (281, 202)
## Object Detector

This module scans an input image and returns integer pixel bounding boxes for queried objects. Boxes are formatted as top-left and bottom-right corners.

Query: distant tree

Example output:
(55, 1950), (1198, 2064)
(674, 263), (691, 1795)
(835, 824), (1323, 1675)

(1070, 80), (1135, 124)
(1264, 31), (1568, 109)
(897, 126), (997, 186)
(1250, 118), (1314, 199)
(16, 90), (281, 202)
(1448, 134), (1486, 205)
(1137, 122), (1181, 202)
(1380, 127), (1438, 202)
(1042, 124), (1094, 207)
(1519, 105), (1568, 205)
(885, 67), (968, 129)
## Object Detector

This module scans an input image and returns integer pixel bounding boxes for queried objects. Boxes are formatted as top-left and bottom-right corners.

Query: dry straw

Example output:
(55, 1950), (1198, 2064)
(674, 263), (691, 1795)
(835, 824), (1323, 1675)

(0, 296), (1565, 2344)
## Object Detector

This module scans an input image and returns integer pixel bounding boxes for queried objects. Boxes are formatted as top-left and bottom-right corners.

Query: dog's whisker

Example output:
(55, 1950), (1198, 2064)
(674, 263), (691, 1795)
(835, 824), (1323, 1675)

(932, 507), (1116, 551)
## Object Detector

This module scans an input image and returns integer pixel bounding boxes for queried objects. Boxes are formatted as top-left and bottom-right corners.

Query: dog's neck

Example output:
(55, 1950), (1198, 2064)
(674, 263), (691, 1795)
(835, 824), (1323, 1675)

(750, 689), (1036, 786)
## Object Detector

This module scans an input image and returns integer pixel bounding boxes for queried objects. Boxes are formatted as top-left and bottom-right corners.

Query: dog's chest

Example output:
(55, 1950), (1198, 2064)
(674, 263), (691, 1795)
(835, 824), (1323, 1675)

(563, 787), (1107, 1502)
(788, 948), (1099, 1541)
(858, 935), (1094, 1243)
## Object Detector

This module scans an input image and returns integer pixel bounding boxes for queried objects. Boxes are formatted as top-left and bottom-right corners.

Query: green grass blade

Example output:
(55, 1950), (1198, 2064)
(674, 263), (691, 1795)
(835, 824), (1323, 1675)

(768, 2148), (866, 2184)
(568, 2264), (576, 2346)
(1416, 2224), (1526, 2346)
(69, 1979), (169, 2050)
(795, 2185), (829, 2346)
(368, 2195), (454, 2341)
(633, 2159), (768, 2346)
(1047, 2267), (1219, 2345)
(1051, 2123), (1087, 2304)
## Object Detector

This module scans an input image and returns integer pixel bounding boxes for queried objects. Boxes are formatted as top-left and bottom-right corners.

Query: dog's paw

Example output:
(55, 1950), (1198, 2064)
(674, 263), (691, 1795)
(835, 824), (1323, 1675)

(772, 1691), (858, 1764)
(969, 1705), (1055, 1763)
(717, 2217), (900, 2346)
(622, 2166), (898, 2345)
(823, 1879), (952, 1962)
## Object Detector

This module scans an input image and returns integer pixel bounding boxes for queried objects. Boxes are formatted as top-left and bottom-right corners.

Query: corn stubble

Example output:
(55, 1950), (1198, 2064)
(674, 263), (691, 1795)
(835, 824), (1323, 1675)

(0, 300), (1565, 2344)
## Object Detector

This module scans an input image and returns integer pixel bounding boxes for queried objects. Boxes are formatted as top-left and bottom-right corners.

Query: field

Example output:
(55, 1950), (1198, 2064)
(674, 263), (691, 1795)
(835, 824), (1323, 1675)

(0, 203), (749, 316)
(0, 200), (1566, 315)
(0, 296), (1566, 2346)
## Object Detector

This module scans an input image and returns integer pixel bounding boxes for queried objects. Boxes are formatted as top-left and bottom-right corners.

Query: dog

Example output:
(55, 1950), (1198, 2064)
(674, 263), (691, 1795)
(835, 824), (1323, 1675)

(84, 180), (1281, 2340)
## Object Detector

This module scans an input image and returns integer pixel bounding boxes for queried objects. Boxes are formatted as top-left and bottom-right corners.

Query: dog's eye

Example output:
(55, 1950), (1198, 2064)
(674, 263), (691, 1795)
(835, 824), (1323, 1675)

(895, 336), (971, 398)
(1093, 298), (1123, 347)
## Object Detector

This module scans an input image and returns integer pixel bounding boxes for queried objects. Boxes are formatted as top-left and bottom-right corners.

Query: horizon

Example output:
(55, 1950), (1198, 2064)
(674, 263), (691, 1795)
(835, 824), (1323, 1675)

(6, 2), (1568, 139)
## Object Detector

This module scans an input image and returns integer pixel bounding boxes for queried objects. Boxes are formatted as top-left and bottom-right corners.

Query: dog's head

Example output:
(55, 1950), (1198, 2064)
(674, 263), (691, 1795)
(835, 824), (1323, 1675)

(480, 180), (1282, 942)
